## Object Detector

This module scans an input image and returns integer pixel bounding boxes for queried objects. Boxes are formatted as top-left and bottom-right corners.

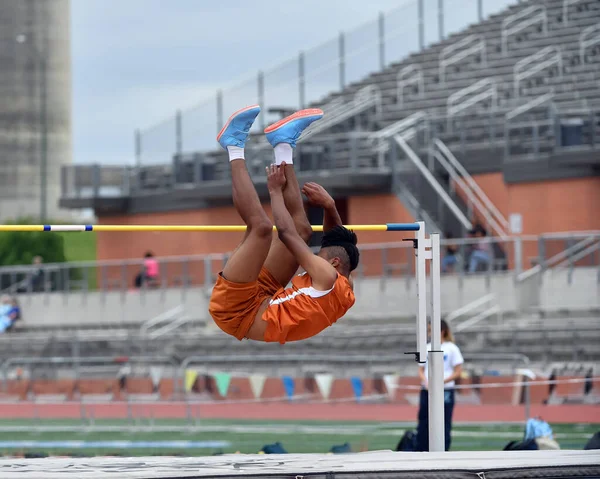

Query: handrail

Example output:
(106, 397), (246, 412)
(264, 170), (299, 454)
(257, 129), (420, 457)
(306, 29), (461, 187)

(432, 150), (507, 238)
(513, 46), (562, 98)
(396, 65), (424, 107)
(369, 111), (427, 141)
(445, 293), (496, 323)
(394, 135), (472, 231)
(506, 91), (555, 121)
(502, 5), (547, 53)
(455, 304), (502, 333)
(140, 305), (185, 335)
(301, 85), (382, 142)
(563, 0), (584, 25)
(447, 78), (498, 122)
(580, 22), (600, 64)
(147, 314), (196, 340)
(554, 241), (600, 269)
(433, 139), (509, 238)
(516, 236), (598, 282)
(439, 34), (486, 83)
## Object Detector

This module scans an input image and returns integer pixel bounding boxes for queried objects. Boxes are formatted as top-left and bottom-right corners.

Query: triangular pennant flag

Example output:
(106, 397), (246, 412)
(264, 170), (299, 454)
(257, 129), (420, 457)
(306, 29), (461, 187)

(213, 372), (231, 397)
(149, 367), (162, 388)
(350, 377), (363, 401)
(249, 374), (267, 400)
(185, 369), (198, 392)
(282, 376), (295, 400)
(383, 374), (399, 400)
(315, 373), (334, 400)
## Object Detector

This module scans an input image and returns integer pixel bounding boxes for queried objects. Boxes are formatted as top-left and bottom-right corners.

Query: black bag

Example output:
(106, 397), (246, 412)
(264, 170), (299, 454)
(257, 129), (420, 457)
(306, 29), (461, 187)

(261, 442), (287, 454)
(396, 430), (417, 452)
(330, 442), (352, 454)
(584, 432), (600, 450)
(503, 438), (539, 451)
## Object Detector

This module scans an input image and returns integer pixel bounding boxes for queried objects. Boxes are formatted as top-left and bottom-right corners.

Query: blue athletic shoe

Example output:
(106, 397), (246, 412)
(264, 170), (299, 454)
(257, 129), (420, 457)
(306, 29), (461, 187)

(217, 104), (261, 149)
(264, 108), (324, 148)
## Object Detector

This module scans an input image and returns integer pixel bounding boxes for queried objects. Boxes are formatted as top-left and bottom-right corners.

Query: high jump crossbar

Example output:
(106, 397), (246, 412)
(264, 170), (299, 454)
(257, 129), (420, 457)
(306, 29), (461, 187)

(0, 219), (445, 452)
(0, 223), (419, 232)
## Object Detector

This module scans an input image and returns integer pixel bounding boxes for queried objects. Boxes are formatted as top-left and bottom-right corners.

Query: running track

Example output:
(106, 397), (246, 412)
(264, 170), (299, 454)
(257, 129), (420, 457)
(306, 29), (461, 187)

(0, 402), (597, 423)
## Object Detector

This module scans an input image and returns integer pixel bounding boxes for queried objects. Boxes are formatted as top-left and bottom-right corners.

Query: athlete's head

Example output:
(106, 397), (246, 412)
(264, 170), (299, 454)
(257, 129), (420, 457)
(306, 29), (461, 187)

(317, 226), (359, 278)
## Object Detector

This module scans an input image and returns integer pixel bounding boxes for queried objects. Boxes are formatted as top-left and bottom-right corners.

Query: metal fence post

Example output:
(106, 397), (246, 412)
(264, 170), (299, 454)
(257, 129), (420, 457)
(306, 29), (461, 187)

(135, 129), (141, 167)
(514, 237), (523, 277)
(298, 52), (306, 109)
(176, 110), (182, 159)
(258, 71), (265, 130)
(339, 32), (346, 90)
(438, 0), (445, 41)
(379, 12), (385, 70)
(418, 0), (425, 50)
(216, 90), (223, 135)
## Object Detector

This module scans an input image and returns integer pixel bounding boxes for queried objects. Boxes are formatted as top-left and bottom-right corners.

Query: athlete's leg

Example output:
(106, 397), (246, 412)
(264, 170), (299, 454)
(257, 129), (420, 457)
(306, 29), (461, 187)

(261, 109), (323, 287)
(217, 105), (272, 284)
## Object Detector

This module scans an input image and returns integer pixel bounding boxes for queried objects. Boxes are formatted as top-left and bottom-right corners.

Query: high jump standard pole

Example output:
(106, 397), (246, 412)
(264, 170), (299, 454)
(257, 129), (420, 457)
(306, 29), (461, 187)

(414, 221), (444, 452)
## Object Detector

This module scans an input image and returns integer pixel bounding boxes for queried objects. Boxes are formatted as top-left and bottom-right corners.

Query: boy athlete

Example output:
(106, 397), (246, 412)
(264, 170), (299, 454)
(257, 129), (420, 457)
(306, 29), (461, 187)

(209, 105), (359, 344)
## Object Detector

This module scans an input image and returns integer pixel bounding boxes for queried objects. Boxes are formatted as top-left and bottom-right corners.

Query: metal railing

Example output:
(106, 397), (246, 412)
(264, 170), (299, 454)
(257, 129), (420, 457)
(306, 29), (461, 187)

(580, 22), (600, 64)
(501, 4), (548, 53)
(563, 0), (585, 25)
(396, 65), (424, 107)
(394, 134), (472, 231)
(513, 46), (562, 98)
(431, 138), (509, 238)
(505, 91), (555, 122)
(439, 34), (487, 84)
(446, 78), (498, 127)
(2, 232), (599, 303)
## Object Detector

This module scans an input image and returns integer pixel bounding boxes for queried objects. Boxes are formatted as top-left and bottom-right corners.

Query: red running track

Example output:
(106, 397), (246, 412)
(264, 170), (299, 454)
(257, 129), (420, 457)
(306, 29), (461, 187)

(0, 402), (598, 423)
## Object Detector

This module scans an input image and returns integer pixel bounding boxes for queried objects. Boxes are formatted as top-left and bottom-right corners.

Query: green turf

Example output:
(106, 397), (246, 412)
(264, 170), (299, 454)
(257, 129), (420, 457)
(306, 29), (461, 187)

(0, 419), (595, 456)
(60, 232), (97, 262)
(59, 231), (97, 290)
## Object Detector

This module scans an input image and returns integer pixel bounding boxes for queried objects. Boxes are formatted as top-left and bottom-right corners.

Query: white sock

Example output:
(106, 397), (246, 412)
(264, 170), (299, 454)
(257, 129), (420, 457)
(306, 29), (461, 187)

(227, 145), (245, 162)
(274, 143), (293, 165)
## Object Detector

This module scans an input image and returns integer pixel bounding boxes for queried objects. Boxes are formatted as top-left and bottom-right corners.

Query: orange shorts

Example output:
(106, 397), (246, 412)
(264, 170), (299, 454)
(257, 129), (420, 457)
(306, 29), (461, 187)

(208, 267), (282, 341)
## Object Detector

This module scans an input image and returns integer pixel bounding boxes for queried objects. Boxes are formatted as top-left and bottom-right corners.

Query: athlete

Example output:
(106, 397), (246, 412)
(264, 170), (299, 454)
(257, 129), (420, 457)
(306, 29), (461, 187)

(209, 105), (359, 344)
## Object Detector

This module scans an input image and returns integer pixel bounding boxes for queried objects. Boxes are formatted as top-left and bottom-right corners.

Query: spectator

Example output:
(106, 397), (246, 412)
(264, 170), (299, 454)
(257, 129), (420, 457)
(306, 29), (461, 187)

(468, 225), (492, 273)
(0, 296), (13, 333)
(4, 297), (22, 332)
(441, 233), (458, 273)
(134, 252), (160, 288)
(30, 256), (45, 292)
(416, 319), (464, 451)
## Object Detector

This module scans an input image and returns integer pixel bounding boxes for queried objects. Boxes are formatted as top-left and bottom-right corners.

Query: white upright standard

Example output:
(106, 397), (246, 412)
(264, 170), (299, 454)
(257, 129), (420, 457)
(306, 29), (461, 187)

(413, 221), (444, 452)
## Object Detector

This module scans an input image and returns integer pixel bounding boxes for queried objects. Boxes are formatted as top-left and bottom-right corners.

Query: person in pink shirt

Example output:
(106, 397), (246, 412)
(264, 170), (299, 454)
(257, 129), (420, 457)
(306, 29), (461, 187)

(135, 252), (160, 288)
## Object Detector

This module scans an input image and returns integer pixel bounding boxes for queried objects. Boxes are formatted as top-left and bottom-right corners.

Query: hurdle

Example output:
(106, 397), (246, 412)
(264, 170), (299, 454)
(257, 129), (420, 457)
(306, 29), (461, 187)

(0, 220), (444, 452)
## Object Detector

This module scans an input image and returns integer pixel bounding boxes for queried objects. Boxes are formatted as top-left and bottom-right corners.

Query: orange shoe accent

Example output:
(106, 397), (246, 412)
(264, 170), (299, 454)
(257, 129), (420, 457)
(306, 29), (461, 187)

(264, 108), (324, 134)
(216, 104), (261, 142)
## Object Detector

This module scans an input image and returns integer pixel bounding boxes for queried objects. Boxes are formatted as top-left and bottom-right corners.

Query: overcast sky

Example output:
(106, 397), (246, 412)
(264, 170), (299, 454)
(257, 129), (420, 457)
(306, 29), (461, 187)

(71, 0), (515, 166)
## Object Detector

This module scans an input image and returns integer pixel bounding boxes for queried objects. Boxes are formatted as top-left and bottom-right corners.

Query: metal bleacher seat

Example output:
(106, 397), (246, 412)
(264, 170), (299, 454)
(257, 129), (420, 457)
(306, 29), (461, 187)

(294, 0), (600, 169)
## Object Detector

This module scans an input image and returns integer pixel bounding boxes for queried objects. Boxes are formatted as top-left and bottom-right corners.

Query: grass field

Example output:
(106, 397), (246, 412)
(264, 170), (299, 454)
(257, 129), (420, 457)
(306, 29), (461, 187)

(60, 231), (97, 263)
(59, 231), (97, 289)
(0, 419), (595, 456)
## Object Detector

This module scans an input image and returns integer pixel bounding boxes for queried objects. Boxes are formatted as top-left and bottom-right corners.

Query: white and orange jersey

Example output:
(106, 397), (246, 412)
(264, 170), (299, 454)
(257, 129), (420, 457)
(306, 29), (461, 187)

(262, 272), (355, 344)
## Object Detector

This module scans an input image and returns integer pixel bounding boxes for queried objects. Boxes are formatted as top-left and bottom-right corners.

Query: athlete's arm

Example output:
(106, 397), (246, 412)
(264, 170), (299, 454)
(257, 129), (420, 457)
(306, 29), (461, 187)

(267, 164), (337, 290)
(302, 182), (342, 232)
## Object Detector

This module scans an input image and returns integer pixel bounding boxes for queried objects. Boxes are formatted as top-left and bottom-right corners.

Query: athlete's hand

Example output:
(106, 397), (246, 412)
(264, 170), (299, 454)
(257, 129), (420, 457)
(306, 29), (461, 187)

(302, 182), (335, 209)
(266, 162), (286, 192)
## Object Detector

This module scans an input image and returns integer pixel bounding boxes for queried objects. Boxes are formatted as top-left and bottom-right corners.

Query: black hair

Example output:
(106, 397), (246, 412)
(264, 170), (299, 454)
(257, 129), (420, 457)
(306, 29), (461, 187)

(320, 226), (359, 273)
(144, 251), (154, 258)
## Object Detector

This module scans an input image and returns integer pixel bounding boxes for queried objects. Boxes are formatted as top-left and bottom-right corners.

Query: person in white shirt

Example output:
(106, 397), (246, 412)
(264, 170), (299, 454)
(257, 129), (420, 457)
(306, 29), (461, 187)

(415, 319), (464, 451)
